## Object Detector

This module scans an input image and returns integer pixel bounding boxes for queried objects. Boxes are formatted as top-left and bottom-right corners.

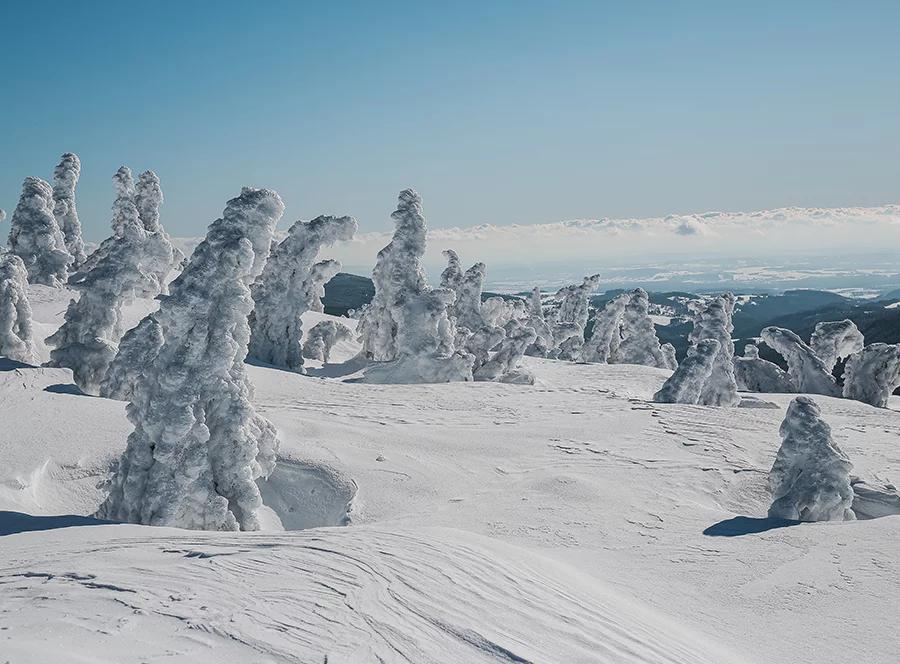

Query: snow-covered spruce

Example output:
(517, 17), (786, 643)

(134, 170), (183, 295)
(582, 293), (628, 363)
(7, 177), (72, 287)
(482, 296), (527, 329)
(97, 187), (285, 531)
(687, 294), (739, 406)
(768, 396), (855, 522)
(462, 324), (505, 371)
(0, 253), (38, 364)
(842, 343), (900, 408)
(439, 248), (464, 291)
(99, 314), (162, 401)
(548, 321), (584, 361)
(52, 153), (87, 270)
(473, 319), (537, 384)
(733, 344), (796, 393)
(653, 339), (720, 404)
(302, 319), (354, 363)
(809, 319), (864, 374)
(446, 257), (489, 332)
(556, 274), (600, 329)
(760, 326), (839, 397)
(616, 288), (677, 370)
(249, 214), (357, 371)
(524, 287), (553, 357)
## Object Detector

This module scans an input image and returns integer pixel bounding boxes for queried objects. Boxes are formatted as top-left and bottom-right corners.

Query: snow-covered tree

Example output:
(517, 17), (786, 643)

(842, 343), (900, 408)
(556, 274), (600, 329)
(733, 344), (796, 393)
(448, 259), (489, 332)
(617, 288), (677, 369)
(653, 339), (720, 404)
(134, 170), (183, 295)
(0, 210), (5, 227)
(302, 319), (354, 363)
(8, 177), (72, 286)
(99, 314), (162, 401)
(463, 324), (505, 371)
(524, 287), (553, 357)
(768, 396), (855, 522)
(52, 153), (86, 269)
(687, 294), (739, 406)
(440, 248), (464, 291)
(582, 293), (628, 363)
(0, 253), (37, 364)
(760, 326), (839, 396)
(548, 321), (584, 361)
(482, 296), (527, 329)
(809, 320), (864, 374)
(249, 214), (357, 371)
(474, 319), (537, 384)
(97, 187), (285, 531)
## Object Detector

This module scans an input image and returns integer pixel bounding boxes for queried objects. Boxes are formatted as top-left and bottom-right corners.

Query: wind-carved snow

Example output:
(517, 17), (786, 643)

(51, 153), (87, 270)
(360, 190), (473, 383)
(582, 292), (629, 363)
(760, 326), (840, 396)
(302, 319), (354, 363)
(249, 214), (357, 371)
(768, 396), (855, 522)
(733, 344), (796, 393)
(842, 343), (900, 408)
(97, 187), (285, 531)
(809, 320), (864, 374)
(653, 339), (720, 404)
(7, 177), (72, 287)
(687, 294), (739, 406)
(0, 253), (38, 364)
(617, 288), (677, 370)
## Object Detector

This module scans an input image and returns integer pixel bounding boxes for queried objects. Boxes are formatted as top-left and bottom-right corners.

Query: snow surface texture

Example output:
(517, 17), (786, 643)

(809, 319), (865, 374)
(842, 343), (900, 408)
(7, 176), (72, 287)
(302, 319), (354, 363)
(687, 294), (740, 406)
(0, 253), (38, 363)
(768, 396), (855, 522)
(51, 152), (86, 270)
(556, 274), (600, 329)
(761, 326), (840, 396)
(582, 292), (628, 363)
(98, 187), (285, 531)
(361, 190), (474, 383)
(733, 343), (796, 393)
(617, 288), (677, 370)
(653, 339), (720, 404)
(249, 214), (357, 371)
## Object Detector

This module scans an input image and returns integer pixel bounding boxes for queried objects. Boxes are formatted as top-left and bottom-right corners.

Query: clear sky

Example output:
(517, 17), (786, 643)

(1, 0), (898, 244)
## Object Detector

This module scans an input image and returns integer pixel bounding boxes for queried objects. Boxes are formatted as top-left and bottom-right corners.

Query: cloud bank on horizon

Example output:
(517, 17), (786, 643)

(170, 204), (900, 275)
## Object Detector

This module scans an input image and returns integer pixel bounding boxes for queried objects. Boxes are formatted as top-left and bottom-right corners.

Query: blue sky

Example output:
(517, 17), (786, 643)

(1, 0), (898, 244)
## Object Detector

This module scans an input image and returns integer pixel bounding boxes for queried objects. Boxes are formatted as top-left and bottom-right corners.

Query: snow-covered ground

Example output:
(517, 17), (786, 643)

(2, 289), (899, 663)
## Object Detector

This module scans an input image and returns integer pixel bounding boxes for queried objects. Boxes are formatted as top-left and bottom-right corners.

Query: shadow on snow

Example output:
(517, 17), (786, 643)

(0, 511), (113, 537)
(703, 516), (801, 537)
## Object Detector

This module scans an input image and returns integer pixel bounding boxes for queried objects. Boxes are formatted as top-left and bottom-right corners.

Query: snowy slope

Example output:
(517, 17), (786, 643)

(1, 287), (899, 663)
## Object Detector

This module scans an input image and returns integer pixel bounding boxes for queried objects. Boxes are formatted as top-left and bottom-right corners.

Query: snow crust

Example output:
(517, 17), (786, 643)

(7, 177), (72, 287)
(842, 343), (900, 408)
(761, 326), (840, 396)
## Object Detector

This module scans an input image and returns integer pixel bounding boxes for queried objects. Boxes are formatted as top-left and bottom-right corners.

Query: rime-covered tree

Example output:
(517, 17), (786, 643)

(448, 259), (489, 332)
(733, 344), (796, 393)
(688, 294), (739, 406)
(302, 319), (354, 363)
(134, 170), (183, 294)
(52, 153), (86, 269)
(582, 293), (628, 363)
(842, 343), (900, 408)
(768, 396), (855, 522)
(760, 326), (839, 396)
(653, 339), (720, 404)
(617, 288), (677, 369)
(97, 187), (285, 531)
(0, 253), (37, 364)
(524, 287), (553, 357)
(548, 321), (584, 361)
(99, 314), (163, 401)
(8, 177), (72, 286)
(474, 319), (537, 384)
(249, 214), (357, 371)
(809, 320), (864, 374)
(440, 248), (464, 291)
(556, 274), (600, 329)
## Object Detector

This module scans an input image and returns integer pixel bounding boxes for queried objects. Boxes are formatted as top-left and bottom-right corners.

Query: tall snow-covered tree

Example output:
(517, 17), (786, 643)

(97, 187), (285, 531)
(556, 274), (600, 329)
(687, 294), (739, 406)
(134, 170), (183, 295)
(582, 293), (628, 363)
(8, 177), (72, 287)
(760, 326), (839, 396)
(52, 153), (86, 269)
(440, 248), (464, 291)
(809, 320), (864, 374)
(249, 214), (357, 371)
(768, 396), (855, 522)
(617, 288), (677, 370)
(842, 343), (900, 408)
(524, 287), (553, 357)
(0, 253), (38, 364)
(653, 339), (720, 404)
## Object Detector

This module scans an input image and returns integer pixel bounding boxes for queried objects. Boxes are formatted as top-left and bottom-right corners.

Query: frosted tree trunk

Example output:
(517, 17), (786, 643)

(0, 253), (38, 364)
(52, 153), (87, 270)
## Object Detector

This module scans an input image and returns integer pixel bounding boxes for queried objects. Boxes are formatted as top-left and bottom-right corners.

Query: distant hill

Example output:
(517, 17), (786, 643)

(322, 273), (375, 317)
(732, 290), (851, 338)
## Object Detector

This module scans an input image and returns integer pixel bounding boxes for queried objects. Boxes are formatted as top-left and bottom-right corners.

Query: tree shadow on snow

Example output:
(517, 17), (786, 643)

(0, 511), (113, 537)
(703, 516), (801, 537)
(0, 358), (36, 372)
(44, 383), (94, 397)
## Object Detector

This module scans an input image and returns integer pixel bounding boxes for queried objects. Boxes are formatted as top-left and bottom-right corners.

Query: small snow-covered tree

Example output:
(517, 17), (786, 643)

(653, 339), (720, 404)
(842, 343), (900, 408)
(556, 274), (600, 329)
(524, 287), (553, 357)
(302, 319), (354, 363)
(474, 319), (537, 384)
(760, 326), (839, 396)
(768, 396), (855, 522)
(8, 177), (72, 286)
(548, 321), (584, 361)
(97, 187), (285, 531)
(249, 214), (357, 371)
(617, 288), (677, 369)
(52, 153), (87, 269)
(99, 314), (162, 401)
(134, 170), (183, 295)
(688, 294), (739, 406)
(733, 344), (796, 393)
(450, 261), (488, 332)
(582, 293), (628, 363)
(440, 248), (464, 291)
(809, 320), (864, 374)
(0, 253), (37, 364)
